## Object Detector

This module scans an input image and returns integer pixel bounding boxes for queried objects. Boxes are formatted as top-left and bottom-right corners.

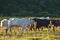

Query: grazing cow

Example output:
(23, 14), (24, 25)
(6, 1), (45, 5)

(1, 18), (35, 34)
(32, 18), (50, 31)
(51, 20), (60, 31)
(7, 18), (35, 33)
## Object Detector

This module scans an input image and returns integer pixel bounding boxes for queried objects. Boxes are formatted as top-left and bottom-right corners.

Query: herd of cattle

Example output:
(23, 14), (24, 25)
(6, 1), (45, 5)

(0, 17), (60, 33)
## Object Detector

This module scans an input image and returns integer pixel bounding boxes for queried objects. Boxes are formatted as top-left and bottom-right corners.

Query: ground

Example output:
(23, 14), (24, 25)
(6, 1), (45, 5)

(0, 27), (60, 40)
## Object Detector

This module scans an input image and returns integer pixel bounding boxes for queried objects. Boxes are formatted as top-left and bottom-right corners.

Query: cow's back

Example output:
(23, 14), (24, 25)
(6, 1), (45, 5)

(51, 20), (60, 26)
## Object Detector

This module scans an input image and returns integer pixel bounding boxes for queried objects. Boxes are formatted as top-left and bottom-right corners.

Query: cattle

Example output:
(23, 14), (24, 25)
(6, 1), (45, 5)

(39, 17), (50, 20)
(1, 19), (8, 27)
(32, 18), (50, 31)
(0, 18), (35, 34)
(51, 20), (60, 31)
(1, 19), (9, 33)
(39, 17), (45, 19)
(45, 17), (49, 20)
(5, 18), (35, 33)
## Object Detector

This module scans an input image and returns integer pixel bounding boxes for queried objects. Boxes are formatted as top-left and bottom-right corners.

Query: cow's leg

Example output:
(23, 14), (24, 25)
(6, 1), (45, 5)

(6, 28), (8, 34)
(31, 24), (35, 30)
(10, 28), (12, 32)
(36, 26), (40, 31)
(53, 26), (55, 32)
(41, 27), (43, 31)
(9, 26), (12, 34)
(32, 24), (34, 30)
(18, 27), (20, 31)
(33, 22), (37, 31)
(29, 24), (32, 31)
(29, 27), (32, 31)
(48, 25), (51, 31)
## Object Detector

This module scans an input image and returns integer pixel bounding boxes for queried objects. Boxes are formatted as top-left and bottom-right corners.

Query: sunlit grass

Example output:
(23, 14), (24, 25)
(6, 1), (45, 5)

(0, 17), (60, 40)
(0, 27), (60, 40)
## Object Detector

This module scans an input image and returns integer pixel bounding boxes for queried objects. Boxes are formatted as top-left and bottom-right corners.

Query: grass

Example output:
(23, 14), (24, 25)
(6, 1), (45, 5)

(0, 27), (60, 40)
(0, 17), (60, 40)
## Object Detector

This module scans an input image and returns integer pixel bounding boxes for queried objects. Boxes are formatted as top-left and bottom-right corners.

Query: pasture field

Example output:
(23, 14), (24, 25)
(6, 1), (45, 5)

(0, 27), (60, 40)
(0, 17), (60, 40)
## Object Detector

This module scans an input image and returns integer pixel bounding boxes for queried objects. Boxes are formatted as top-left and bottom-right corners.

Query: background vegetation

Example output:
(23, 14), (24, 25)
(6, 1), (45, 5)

(0, 0), (60, 17)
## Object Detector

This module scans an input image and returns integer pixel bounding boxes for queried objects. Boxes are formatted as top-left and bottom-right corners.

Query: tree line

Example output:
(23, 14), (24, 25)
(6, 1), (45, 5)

(0, 0), (60, 17)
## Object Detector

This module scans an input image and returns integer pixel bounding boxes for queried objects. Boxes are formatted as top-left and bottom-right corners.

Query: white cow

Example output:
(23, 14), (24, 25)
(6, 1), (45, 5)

(8, 18), (35, 30)
(1, 19), (9, 34)
(1, 19), (8, 27)
(45, 17), (49, 20)
(0, 18), (35, 33)
(39, 17), (50, 20)
(39, 17), (45, 19)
